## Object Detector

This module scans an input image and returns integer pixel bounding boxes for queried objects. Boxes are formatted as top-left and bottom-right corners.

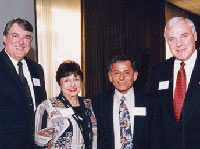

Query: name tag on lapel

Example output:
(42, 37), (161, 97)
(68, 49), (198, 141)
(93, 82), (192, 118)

(33, 78), (41, 86)
(159, 81), (169, 90)
(133, 107), (146, 116)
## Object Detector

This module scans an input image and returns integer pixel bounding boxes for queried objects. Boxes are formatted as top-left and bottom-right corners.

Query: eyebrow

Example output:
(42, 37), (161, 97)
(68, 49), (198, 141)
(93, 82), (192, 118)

(11, 32), (31, 35)
(180, 33), (188, 36)
(168, 32), (189, 39)
(113, 70), (130, 72)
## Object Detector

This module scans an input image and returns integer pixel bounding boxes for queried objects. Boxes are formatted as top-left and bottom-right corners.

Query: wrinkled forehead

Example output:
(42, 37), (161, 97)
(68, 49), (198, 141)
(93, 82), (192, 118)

(112, 61), (134, 71)
(166, 20), (192, 37)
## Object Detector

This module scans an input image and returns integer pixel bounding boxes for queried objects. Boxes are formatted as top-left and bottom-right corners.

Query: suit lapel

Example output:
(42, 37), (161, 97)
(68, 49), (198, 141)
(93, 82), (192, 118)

(25, 58), (44, 106)
(25, 57), (37, 80)
(133, 90), (146, 147)
(105, 93), (114, 126)
(0, 49), (31, 107)
(179, 52), (200, 123)
(0, 50), (26, 95)
(25, 58), (36, 101)
(160, 58), (176, 121)
(104, 92), (115, 148)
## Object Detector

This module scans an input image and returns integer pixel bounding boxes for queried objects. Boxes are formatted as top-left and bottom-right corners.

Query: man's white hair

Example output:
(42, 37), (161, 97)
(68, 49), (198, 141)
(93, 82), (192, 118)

(164, 17), (196, 38)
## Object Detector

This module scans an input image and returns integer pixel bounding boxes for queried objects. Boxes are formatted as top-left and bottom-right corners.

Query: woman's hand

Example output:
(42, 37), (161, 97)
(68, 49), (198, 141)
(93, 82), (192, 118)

(38, 127), (55, 137)
(48, 140), (52, 149)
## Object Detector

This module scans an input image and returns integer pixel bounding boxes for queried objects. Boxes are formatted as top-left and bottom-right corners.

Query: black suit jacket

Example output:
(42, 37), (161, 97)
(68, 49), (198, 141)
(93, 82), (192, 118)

(149, 51), (200, 149)
(0, 49), (47, 148)
(93, 89), (161, 149)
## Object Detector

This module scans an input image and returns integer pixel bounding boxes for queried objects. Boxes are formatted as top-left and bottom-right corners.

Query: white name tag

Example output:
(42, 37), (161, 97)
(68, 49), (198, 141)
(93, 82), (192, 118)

(33, 78), (41, 86)
(133, 107), (146, 116)
(159, 81), (169, 90)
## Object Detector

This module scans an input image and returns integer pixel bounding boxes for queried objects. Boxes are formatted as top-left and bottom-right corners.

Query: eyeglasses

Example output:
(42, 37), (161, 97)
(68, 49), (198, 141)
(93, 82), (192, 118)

(10, 33), (33, 42)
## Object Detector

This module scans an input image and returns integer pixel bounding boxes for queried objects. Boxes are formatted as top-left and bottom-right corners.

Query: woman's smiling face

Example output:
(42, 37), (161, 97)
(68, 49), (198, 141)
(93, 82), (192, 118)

(60, 74), (82, 98)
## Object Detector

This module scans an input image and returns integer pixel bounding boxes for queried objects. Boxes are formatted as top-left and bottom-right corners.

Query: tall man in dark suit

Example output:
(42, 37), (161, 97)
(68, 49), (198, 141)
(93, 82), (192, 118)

(149, 17), (200, 149)
(93, 55), (161, 149)
(0, 18), (47, 148)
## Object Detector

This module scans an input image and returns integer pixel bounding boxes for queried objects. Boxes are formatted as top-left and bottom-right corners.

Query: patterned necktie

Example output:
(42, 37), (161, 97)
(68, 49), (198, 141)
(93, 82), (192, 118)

(17, 61), (34, 110)
(174, 62), (186, 122)
(119, 96), (133, 149)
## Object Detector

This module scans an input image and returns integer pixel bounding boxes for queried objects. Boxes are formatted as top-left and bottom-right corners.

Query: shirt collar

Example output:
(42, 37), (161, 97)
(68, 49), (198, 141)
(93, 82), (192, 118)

(5, 49), (25, 66)
(115, 87), (134, 102)
(174, 49), (197, 67)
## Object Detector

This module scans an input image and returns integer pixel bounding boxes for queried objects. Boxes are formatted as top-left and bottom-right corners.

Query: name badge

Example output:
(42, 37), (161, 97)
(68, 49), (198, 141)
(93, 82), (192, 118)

(133, 107), (146, 116)
(33, 78), (41, 86)
(159, 80), (169, 90)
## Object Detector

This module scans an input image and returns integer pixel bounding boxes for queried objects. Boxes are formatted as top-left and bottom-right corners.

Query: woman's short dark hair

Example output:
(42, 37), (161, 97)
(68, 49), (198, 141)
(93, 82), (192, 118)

(56, 60), (83, 85)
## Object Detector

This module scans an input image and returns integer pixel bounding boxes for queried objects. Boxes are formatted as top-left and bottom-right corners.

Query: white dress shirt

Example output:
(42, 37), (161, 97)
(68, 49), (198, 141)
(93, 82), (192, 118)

(113, 87), (135, 149)
(173, 50), (197, 97)
(5, 50), (36, 111)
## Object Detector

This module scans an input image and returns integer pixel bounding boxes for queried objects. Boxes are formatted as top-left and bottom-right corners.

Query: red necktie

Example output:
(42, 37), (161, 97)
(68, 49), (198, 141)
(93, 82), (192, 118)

(173, 62), (186, 122)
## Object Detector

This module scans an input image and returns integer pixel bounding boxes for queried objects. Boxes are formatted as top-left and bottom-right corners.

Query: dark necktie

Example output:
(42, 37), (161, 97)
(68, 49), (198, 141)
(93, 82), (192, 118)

(173, 62), (186, 122)
(17, 61), (34, 110)
(119, 96), (133, 149)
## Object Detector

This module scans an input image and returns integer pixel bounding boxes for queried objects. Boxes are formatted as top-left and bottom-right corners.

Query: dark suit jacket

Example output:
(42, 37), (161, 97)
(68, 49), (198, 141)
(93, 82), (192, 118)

(0, 49), (47, 148)
(93, 89), (161, 149)
(149, 51), (200, 149)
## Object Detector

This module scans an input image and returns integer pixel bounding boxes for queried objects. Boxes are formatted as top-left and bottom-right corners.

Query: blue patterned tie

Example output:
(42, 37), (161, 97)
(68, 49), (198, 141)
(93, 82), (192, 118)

(119, 96), (133, 149)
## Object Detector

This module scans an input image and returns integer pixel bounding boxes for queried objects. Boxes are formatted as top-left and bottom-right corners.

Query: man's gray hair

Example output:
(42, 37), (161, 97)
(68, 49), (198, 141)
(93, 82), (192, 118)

(108, 55), (137, 73)
(164, 17), (196, 38)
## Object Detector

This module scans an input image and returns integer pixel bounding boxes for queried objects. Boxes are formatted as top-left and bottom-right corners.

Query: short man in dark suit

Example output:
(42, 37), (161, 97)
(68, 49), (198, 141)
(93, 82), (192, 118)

(93, 55), (161, 149)
(0, 18), (46, 148)
(149, 17), (200, 149)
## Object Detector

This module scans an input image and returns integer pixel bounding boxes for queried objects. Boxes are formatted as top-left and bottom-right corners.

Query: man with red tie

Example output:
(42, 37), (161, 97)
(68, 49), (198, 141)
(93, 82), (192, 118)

(149, 17), (200, 149)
